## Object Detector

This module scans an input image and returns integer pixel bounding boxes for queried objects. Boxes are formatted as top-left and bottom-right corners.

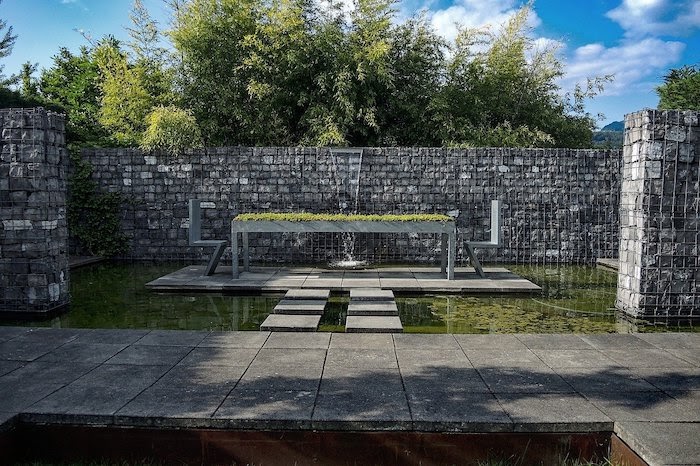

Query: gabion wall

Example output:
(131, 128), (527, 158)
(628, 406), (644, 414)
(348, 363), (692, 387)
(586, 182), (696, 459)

(616, 110), (699, 319)
(0, 108), (69, 313)
(81, 146), (621, 266)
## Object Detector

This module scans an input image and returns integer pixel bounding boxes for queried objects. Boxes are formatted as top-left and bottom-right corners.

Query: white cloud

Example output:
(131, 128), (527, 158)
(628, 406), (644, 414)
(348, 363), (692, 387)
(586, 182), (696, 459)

(561, 38), (685, 96)
(606, 0), (700, 37)
(428, 0), (540, 44)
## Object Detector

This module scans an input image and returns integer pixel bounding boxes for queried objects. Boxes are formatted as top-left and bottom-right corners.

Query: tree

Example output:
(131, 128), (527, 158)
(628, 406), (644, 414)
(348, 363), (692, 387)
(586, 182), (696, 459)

(18, 61), (39, 98)
(0, 0), (17, 86)
(141, 105), (203, 156)
(657, 65), (700, 111)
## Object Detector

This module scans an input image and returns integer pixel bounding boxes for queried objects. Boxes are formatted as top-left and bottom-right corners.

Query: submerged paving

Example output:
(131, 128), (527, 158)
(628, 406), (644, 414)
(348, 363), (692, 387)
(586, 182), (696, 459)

(0, 327), (698, 465)
(146, 265), (541, 294)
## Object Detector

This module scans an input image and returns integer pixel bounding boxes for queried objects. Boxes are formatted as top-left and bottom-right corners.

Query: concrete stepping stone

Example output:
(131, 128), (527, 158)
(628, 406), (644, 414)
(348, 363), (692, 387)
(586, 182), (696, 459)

(260, 314), (321, 332)
(349, 289), (394, 301)
(273, 299), (327, 315)
(284, 289), (331, 300)
(345, 316), (403, 333)
(346, 301), (399, 316)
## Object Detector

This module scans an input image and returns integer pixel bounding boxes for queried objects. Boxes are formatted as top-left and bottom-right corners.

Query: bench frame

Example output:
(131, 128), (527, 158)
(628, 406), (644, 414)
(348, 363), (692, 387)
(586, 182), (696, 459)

(189, 200), (227, 276)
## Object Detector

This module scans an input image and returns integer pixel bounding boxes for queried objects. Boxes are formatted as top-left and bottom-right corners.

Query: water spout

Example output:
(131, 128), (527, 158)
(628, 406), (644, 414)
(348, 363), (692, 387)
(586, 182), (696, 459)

(329, 148), (364, 267)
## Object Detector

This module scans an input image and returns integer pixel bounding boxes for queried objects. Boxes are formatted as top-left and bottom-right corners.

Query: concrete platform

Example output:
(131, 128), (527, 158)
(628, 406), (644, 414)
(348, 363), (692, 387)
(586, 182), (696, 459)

(284, 289), (331, 300)
(259, 315), (321, 331)
(596, 258), (619, 271)
(345, 316), (403, 333)
(346, 302), (399, 316)
(1, 327), (698, 465)
(273, 300), (327, 315)
(146, 266), (541, 294)
(350, 289), (395, 301)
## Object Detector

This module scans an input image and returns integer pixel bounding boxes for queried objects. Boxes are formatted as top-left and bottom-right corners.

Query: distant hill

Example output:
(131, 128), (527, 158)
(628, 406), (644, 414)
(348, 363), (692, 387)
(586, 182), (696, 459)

(592, 120), (624, 148)
(600, 121), (624, 132)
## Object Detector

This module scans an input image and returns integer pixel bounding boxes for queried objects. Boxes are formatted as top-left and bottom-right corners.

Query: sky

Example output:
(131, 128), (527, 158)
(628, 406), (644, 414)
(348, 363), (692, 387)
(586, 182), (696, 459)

(2, 0), (699, 127)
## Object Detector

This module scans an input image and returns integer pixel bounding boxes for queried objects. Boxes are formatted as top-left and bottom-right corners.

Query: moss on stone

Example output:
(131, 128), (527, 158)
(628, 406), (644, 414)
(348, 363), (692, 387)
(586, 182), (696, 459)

(233, 212), (453, 222)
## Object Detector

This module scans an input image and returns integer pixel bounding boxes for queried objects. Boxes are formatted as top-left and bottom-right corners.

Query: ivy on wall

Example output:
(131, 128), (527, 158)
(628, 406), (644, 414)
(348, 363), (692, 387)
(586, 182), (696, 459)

(67, 148), (128, 257)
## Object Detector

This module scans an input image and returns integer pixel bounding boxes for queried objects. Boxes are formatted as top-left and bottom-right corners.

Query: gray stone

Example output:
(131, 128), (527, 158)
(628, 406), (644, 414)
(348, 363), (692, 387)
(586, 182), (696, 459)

(455, 334), (528, 351)
(329, 333), (394, 349)
(312, 390), (411, 430)
(263, 332), (331, 349)
(393, 334), (460, 350)
(587, 390), (700, 422)
(634, 367), (700, 391)
(273, 299), (327, 315)
(38, 341), (128, 364)
(320, 365), (404, 394)
(325, 348), (398, 369)
(198, 331), (269, 348)
(346, 301), (398, 316)
(477, 365), (575, 393)
(260, 314), (321, 332)
(177, 347), (258, 367)
(515, 334), (593, 350)
(106, 344), (192, 366)
(615, 422), (700, 466)
(401, 366), (489, 394)
(555, 367), (658, 395)
(345, 316), (403, 333)
(238, 363), (322, 391)
(408, 391), (511, 432)
(464, 349), (542, 367)
(135, 330), (209, 346)
(0, 360), (23, 377)
(0, 326), (30, 343)
(580, 334), (655, 350)
(531, 350), (619, 369)
(604, 349), (694, 368)
(72, 329), (149, 345)
(214, 389), (316, 430)
(395, 349), (471, 369)
(349, 289), (395, 301)
(284, 289), (330, 300)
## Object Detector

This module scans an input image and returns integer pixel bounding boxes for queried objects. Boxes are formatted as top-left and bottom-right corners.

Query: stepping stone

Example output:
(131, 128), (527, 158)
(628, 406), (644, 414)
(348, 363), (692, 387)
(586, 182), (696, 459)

(345, 316), (403, 333)
(349, 289), (395, 301)
(284, 289), (331, 300)
(347, 301), (399, 316)
(260, 314), (321, 332)
(273, 299), (327, 315)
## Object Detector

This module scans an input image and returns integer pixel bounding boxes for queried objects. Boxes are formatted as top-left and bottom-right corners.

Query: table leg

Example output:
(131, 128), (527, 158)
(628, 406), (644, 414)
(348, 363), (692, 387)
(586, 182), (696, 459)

(232, 230), (239, 279)
(243, 232), (249, 272)
(441, 233), (447, 275)
(447, 229), (456, 280)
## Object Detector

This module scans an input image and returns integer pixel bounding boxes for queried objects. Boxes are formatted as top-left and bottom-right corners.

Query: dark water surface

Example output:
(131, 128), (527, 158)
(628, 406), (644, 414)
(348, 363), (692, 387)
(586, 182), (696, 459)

(2, 262), (696, 333)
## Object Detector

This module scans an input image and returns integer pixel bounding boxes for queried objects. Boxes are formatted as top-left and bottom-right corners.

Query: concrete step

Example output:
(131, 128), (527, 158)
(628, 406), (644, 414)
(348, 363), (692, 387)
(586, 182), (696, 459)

(345, 316), (403, 333)
(349, 289), (395, 301)
(284, 289), (331, 300)
(346, 301), (398, 316)
(260, 314), (321, 332)
(273, 299), (327, 315)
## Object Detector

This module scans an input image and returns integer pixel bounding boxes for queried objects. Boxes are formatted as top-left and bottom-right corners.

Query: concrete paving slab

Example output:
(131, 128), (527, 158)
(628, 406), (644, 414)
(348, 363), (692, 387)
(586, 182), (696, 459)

(400, 366), (490, 394)
(156, 364), (247, 391)
(555, 367), (659, 395)
(0, 411), (17, 431)
(312, 390), (411, 430)
(464, 349), (542, 367)
(667, 349), (700, 366)
(378, 278), (420, 290)
(135, 330), (208, 346)
(320, 366), (404, 394)
(284, 289), (331, 300)
(586, 390), (700, 422)
(349, 289), (395, 301)
(329, 333), (394, 349)
(393, 334), (460, 350)
(263, 332), (331, 349)
(177, 347), (258, 367)
(237, 364), (322, 392)
(636, 332), (700, 349)
(23, 364), (171, 422)
(38, 342), (128, 364)
(345, 316), (403, 333)
(71, 329), (150, 345)
(273, 299), (327, 314)
(516, 334), (593, 350)
(495, 393), (612, 432)
(634, 367), (700, 392)
(346, 301), (398, 315)
(0, 379), (65, 412)
(532, 349), (620, 369)
(477, 365), (575, 393)
(0, 360), (23, 377)
(0, 328), (82, 362)
(215, 389), (316, 430)
(259, 314), (321, 332)
(253, 348), (327, 367)
(301, 279), (343, 289)
(396, 349), (472, 369)
(106, 344), (192, 366)
(580, 334), (656, 350)
(198, 331), (269, 348)
(341, 278), (382, 288)
(0, 326), (30, 342)
(604, 349), (694, 368)
(1, 361), (97, 386)
(408, 391), (512, 432)
(615, 421), (700, 466)
(455, 334), (528, 350)
(325, 348), (398, 369)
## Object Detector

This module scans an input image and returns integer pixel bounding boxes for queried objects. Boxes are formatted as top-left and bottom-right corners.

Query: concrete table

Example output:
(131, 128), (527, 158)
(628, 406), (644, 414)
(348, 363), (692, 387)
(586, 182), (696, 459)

(231, 219), (457, 280)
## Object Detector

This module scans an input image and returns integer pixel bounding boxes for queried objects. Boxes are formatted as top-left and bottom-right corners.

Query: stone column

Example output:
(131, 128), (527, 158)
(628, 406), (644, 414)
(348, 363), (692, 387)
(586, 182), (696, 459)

(616, 109), (699, 319)
(0, 108), (69, 314)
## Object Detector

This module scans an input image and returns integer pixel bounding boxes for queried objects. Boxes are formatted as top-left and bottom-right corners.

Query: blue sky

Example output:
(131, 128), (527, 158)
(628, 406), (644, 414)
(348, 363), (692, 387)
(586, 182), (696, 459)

(2, 0), (699, 127)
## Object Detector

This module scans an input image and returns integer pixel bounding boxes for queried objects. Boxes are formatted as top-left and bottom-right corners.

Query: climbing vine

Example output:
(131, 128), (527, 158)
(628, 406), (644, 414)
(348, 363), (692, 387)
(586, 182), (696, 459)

(67, 148), (128, 257)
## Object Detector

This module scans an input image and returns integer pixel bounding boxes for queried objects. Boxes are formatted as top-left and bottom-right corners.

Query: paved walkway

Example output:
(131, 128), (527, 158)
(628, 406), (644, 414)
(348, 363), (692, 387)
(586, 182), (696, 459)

(0, 327), (698, 465)
(146, 265), (541, 294)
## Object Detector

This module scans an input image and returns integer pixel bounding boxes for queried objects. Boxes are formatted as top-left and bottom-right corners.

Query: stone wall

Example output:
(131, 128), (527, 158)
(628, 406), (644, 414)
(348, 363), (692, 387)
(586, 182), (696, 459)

(616, 110), (699, 319)
(0, 108), (69, 313)
(82, 146), (621, 266)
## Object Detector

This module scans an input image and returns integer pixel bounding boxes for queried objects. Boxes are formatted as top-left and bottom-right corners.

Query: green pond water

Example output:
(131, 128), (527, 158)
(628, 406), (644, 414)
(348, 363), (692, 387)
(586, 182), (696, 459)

(2, 262), (696, 333)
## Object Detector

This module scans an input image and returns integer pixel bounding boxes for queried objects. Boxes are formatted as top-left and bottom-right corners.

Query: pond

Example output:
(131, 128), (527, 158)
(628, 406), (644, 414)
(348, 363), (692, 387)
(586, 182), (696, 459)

(1, 262), (696, 333)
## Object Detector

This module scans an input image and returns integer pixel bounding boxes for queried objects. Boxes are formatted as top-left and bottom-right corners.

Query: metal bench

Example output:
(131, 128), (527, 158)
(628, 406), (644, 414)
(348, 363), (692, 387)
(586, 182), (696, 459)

(189, 200), (226, 276)
(464, 200), (502, 278)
